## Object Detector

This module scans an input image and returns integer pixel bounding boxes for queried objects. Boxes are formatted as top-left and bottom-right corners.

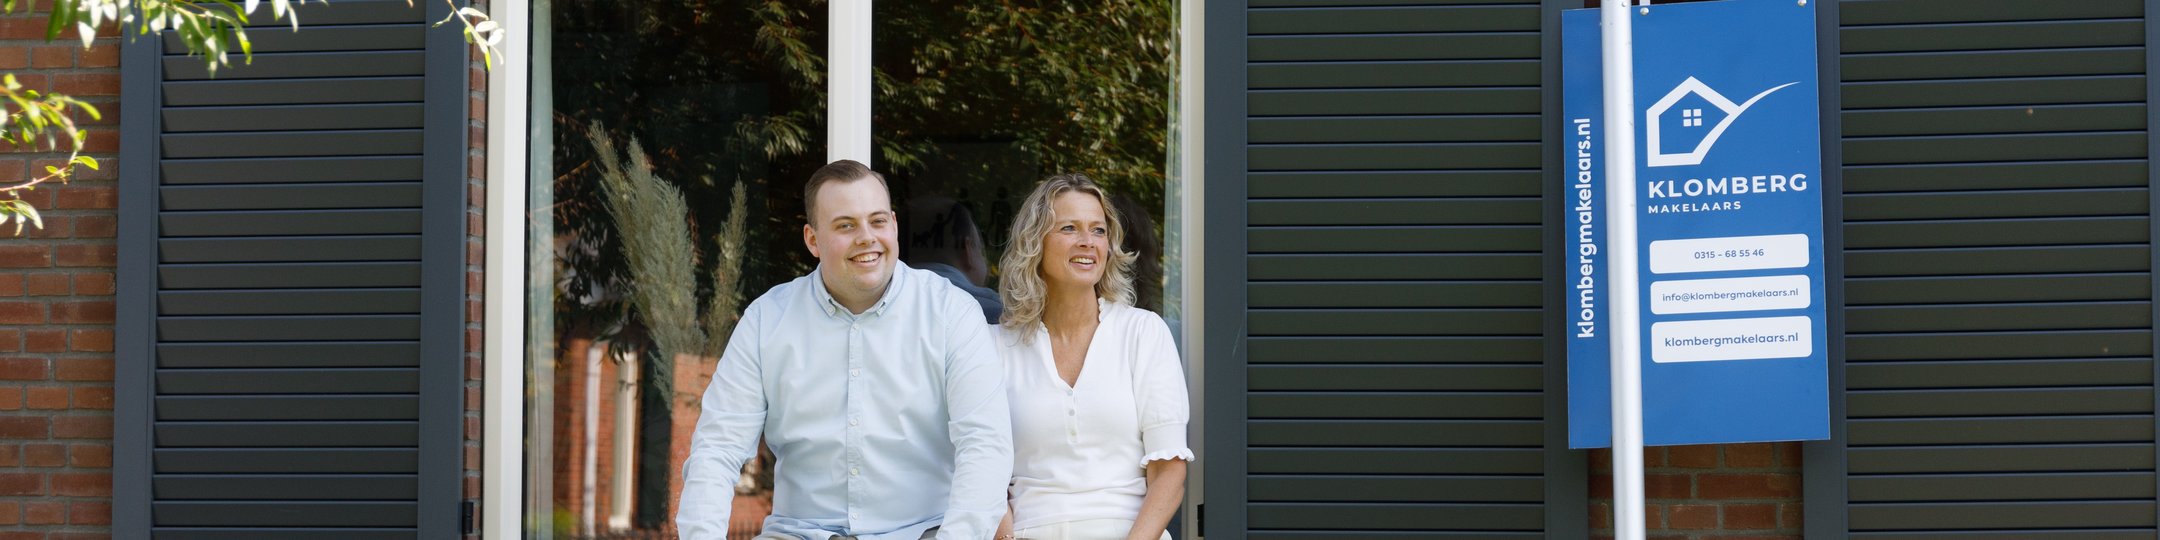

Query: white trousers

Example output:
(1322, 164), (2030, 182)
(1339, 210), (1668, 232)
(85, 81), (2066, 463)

(1013, 518), (1172, 540)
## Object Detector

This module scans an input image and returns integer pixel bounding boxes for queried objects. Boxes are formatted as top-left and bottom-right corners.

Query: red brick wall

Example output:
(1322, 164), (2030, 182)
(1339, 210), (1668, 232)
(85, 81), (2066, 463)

(464, 8), (488, 535)
(0, 9), (121, 538)
(1589, 443), (1805, 539)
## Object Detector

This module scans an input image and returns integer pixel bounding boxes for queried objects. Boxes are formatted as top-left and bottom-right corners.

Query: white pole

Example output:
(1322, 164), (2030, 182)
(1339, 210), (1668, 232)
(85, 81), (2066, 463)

(828, 0), (873, 164)
(1601, 1), (1647, 540)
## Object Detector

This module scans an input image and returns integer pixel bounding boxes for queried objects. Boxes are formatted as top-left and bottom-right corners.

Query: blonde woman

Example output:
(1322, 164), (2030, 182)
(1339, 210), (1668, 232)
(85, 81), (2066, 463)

(992, 174), (1190, 540)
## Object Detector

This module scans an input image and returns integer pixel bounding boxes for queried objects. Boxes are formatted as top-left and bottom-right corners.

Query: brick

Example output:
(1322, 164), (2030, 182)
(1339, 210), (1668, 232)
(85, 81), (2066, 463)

(22, 272), (65, 295)
(69, 443), (108, 468)
(0, 357), (46, 380)
(50, 415), (108, 439)
(70, 328), (110, 352)
(1777, 442), (1800, 468)
(1723, 503), (1778, 530)
(0, 301), (40, 324)
(0, 273), (22, 296)
(73, 213), (115, 238)
(53, 185), (114, 209)
(22, 501), (59, 524)
(1669, 444), (1718, 468)
(1778, 503), (1802, 529)
(0, 500), (16, 525)
(0, 385), (18, 410)
(54, 358), (109, 381)
(54, 244), (114, 267)
(0, 46), (26, 70)
(70, 272), (112, 295)
(0, 417), (50, 439)
(21, 443), (61, 467)
(0, 329), (18, 352)
(26, 385), (66, 409)
(50, 73), (118, 96)
(1667, 504), (1717, 530)
(1726, 443), (1774, 468)
(1699, 473), (1800, 500)
(72, 385), (110, 409)
(68, 500), (109, 525)
(0, 245), (43, 269)
(24, 328), (63, 352)
(0, 444), (18, 466)
(50, 300), (112, 323)
(78, 41), (117, 67)
(51, 472), (109, 496)
(30, 45), (69, 68)
(0, 473), (40, 496)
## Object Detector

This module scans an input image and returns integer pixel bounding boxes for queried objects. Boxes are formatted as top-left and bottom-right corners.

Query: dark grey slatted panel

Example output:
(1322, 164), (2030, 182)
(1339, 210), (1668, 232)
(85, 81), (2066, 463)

(162, 130), (423, 158)
(157, 368), (417, 394)
(1251, 226), (1540, 253)
(157, 342), (419, 368)
(159, 262), (421, 289)
(153, 501), (416, 527)
(155, 448), (418, 473)
(163, 77), (424, 106)
(1250, 116), (1540, 143)
(1849, 444), (2154, 474)
(1250, 61), (1536, 89)
(155, 475), (415, 500)
(1249, 420), (1542, 447)
(157, 396), (416, 420)
(1845, 160), (2147, 192)
(1249, 309), (1540, 336)
(160, 209), (422, 237)
(155, 422), (417, 447)
(153, 528), (415, 540)
(1247, 503), (1540, 531)
(158, 289), (420, 315)
(164, 51), (423, 81)
(1248, 33), (1537, 62)
(1250, 282), (1541, 308)
(1851, 472), (2155, 502)
(1249, 171), (1543, 198)
(163, 25), (423, 53)
(1249, 393), (1539, 419)
(1850, 359), (2155, 389)
(1835, 6), (2158, 536)
(1845, 274), (2150, 305)
(237, 0), (426, 26)
(1252, 254), (1542, 280)
(160, 156), (421, 184)
(162, 183), (424, 210)
(1248, 448), (1542, 475)
(1847, 501), (2155, 531)
(159, 236), (421, 263)
(1251, 0), (1535, 5)
(156, 315), (419, 341)
(1247, 5), (1537, 35)
(1251, 476), (1542, 502)
(163, 104), (423, 133)
(1249, 534), (1540, 540)
(1250, 366), (1540, 391)
(1250, 88), (1540, 116)
(1248, 337), (1541, 364)
(1250, 143), (1541, 171)
(1250, 199), (1541, 225)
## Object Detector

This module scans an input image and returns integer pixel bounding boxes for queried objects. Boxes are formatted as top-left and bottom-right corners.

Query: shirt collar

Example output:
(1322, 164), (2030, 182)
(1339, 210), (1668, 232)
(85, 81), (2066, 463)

(810, 262), (907, 319)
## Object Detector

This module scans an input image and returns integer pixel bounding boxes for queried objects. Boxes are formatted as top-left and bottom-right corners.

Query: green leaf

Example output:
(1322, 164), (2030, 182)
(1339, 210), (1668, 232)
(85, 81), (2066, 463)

(46, 0), (75, 42)
(72, 156), (96, 170)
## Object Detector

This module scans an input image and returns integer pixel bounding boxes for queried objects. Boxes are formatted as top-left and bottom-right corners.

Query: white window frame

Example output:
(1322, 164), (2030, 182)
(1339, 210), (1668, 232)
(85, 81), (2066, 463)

(482, 1), (1206, 536)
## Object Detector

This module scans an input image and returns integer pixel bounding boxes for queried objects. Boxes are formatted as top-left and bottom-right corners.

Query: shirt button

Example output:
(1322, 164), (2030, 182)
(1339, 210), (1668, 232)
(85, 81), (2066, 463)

(850, 467), (860, 476)
(850, 369), (860, 378)
(849, 417), (859, 426)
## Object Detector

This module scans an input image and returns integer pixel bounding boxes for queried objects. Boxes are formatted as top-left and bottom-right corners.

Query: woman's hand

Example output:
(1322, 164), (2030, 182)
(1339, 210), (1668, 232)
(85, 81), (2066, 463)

(1125, 458), (1187, 540)
(997, 500), (1017, 540)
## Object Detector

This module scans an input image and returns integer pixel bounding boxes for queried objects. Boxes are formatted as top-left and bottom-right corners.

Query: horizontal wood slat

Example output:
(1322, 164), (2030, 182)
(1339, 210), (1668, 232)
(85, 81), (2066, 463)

(153, 501), (416, 527)
(1842, 48), (2145, 82)
(1249, 116), (1539, 144)
(1251, 88), (1540, 116)
(1847, 501), (2155, 531)
(1845, 160), (2147, 192)
(159, 262), (420, 289)
(160, 209), (422, 237)
(156, 315), (419, 341)
(1249, 420), (1543, 447)
(1247, 5), (1538, 35)
(1249, 171), (1542, 198)
(1844, 189), (2147, 221)
(160, 156), (422, 184)
(1843, 104), (2146, 138)
(1840, 0), (2139, 26)
(1248, 448), (1542, 475)
(1850, 472), (2155, 502)
(1842, 76), (2145, 109)
(155, 475), (416, 500)
(157, 342), (419, 369)
(1249, 281), (1541, 308)
(162, 131), (423, 159)
(1848, 444), (2154, 474)
(162, 183), (423, 211)
(163, 104), (423, 133)
(158, 236), (421, 263)
(1844, 274), (2150, 305)
(1246, 503), (1541, 531)
(163, 25), (423, 53)
(1248, 336), (1541, 364)
(155, 422), (417, 447)
(156, 396), (417, 420)
(1249, 393), (1540, 419)
(1249, 309), (1540, 336)
(163, 77), (423, 106)
(150, 529), (415, 540)
(1248, 33), (1537, 62)
(155, 448), (418, 474)
(1250, 476), (1542, 502)
(1848, 416), (2154, 446)
(1849, 359), (2155, 389)
(1252, 254), (1542, 280)
(157, 368), (417, 394)
(1841, 19), (2143, 53)
(158, 289), (419, 315)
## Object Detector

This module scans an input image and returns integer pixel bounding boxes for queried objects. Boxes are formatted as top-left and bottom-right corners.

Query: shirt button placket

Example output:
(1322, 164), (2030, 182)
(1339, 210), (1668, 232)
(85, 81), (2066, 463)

(846, 323), (863, 527)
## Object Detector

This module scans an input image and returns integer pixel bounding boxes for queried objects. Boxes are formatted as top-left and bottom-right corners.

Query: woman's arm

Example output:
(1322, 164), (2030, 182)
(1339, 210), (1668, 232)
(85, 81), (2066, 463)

(1125, 458), (1187, 540)
(997, 501), (1015, 540)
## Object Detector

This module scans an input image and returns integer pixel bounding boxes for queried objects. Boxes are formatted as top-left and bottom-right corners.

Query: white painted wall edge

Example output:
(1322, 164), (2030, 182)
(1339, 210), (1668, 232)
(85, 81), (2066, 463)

(482, 0), (532, 535)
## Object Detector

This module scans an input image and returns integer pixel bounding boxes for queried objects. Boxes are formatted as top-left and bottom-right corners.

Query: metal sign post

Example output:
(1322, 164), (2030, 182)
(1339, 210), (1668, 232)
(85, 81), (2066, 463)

(1599, 2), (1646, 539)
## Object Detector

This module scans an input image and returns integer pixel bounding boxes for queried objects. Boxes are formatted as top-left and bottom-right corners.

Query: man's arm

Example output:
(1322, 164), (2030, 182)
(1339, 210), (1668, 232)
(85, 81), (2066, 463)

(677, 310), (769, 540)
(938, 315), (1012, 540)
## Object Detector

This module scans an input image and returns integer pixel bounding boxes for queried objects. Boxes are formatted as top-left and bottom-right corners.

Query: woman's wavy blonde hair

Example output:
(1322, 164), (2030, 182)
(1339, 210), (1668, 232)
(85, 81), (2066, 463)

(998, 173), (1138, 335)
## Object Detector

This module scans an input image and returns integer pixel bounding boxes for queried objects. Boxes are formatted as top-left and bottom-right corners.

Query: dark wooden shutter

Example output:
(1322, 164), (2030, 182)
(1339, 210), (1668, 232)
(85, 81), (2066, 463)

(1209, 0), (1583, 537)
(116, 0), (468, 537)
(1817, 0), (2159, 536)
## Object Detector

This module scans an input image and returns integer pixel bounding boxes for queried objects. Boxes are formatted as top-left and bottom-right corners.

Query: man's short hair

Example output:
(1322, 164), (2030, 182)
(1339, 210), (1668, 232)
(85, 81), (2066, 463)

(803, 159), (891, 223)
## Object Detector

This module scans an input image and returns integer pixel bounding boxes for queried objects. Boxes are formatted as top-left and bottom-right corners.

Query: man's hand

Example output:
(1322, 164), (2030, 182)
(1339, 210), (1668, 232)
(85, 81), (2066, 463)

(728, 494), (770, 540)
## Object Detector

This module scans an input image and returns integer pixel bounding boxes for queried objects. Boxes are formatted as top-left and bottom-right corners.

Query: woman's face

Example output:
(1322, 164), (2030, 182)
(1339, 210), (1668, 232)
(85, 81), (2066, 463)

(1038, 190), (1110, 293)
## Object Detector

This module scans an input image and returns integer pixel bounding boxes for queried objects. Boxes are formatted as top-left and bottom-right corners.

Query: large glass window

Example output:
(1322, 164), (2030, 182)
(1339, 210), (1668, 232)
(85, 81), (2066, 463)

(524, 1), (1177, 537)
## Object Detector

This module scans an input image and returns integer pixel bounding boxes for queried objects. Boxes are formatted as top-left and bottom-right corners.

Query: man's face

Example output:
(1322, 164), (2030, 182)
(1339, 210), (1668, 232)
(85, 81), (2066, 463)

(804, 177), (900, 305)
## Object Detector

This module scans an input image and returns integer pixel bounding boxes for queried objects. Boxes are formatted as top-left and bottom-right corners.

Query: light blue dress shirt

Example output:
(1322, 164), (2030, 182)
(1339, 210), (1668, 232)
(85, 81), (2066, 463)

(677, 263), (1013, 540)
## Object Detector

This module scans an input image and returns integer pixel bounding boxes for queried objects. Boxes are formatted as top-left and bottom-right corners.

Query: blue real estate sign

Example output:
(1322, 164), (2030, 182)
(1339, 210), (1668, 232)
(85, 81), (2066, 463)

(1565, 0), (1829, 448)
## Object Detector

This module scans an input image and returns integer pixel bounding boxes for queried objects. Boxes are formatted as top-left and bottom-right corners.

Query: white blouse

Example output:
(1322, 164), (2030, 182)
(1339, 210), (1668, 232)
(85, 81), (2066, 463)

(994, 300), (1193, 531)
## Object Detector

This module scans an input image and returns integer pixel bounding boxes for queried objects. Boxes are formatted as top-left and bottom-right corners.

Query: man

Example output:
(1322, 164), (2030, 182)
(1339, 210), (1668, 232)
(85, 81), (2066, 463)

(903, 196), (1002, 323)
(678, 160), (1012, 540)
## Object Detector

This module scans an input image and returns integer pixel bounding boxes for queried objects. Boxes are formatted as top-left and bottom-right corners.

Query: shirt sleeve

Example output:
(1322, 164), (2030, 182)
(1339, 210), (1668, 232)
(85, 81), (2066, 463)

(1134, 312), (1194, 466)
(676, 307), (769, 540)
(936, 298), (1013, 540)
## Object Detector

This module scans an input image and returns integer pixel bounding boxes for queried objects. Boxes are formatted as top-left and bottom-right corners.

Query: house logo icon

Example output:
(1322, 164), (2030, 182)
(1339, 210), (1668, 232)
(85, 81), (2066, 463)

(1645, 77), (1799, 167)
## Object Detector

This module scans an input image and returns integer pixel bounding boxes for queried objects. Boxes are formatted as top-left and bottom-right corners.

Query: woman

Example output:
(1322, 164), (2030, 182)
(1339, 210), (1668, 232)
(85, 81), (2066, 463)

(993, 174), (1190, 540)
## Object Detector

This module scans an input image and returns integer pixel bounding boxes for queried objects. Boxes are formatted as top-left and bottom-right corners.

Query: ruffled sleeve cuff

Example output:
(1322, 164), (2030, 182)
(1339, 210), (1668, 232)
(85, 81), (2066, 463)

(1140, 423), (1194, 466)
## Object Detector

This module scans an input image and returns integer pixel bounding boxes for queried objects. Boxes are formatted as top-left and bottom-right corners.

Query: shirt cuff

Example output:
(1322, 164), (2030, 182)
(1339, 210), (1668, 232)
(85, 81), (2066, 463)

(1140, 423), (1193, 466)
